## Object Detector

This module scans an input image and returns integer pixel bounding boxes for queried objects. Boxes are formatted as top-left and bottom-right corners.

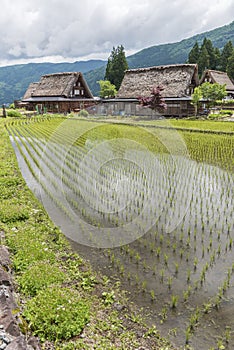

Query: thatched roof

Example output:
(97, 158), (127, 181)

(23, 82), (38, 99)
(200, 70), (234, 92)
(29, 72), (93, 98)
(117, 64), (199, 98)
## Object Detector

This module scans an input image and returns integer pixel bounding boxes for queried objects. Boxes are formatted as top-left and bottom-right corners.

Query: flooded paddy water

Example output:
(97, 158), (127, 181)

(7, 118), (234, 349)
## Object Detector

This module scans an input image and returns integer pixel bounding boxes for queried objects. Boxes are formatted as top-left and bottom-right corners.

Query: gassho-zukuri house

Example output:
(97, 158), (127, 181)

(96, 63), (200, 117)
(200, 69), (234, 99)
(21, 72), (96, 114)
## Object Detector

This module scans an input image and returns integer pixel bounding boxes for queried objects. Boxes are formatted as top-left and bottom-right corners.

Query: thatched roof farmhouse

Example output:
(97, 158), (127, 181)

(200, 69), (234, 98)
(98, 64), (199, 117)
(21, 72), (95, 113)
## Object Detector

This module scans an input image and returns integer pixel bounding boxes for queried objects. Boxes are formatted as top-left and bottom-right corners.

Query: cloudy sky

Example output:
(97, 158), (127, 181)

(0, 0), (233, 67)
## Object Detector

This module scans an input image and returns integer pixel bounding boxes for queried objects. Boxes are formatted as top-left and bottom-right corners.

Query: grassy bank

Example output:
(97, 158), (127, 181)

(0, 117), (174, 349)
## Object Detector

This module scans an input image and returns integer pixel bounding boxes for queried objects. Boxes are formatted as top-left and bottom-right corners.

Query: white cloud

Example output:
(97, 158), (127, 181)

(0, 0), (233, 66)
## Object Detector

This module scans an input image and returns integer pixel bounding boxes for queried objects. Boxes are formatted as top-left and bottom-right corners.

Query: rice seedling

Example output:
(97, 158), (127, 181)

(167, 276), (172, 290)
(174, 262), (179, 275)
(150, 289), (156, 301)
(159, 306), (168, 323)
(170, 294), (178, 309)
(160, 269), (165, 283)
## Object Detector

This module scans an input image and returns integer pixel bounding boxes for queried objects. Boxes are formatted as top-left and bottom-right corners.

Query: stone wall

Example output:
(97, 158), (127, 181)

(0, 231), (41, 350)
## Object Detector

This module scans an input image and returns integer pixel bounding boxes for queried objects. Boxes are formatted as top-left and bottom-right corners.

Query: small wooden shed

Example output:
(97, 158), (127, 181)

(21, 72), (96, 113)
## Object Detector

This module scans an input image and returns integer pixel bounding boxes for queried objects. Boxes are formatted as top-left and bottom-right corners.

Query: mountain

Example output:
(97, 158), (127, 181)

(127, 21), (234, 68)
(0, 60), (106, 105)
(0, 21), (233, 105)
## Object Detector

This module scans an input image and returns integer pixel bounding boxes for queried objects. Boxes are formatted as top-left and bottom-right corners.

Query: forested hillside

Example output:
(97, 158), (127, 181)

(127, 21), (234, 69)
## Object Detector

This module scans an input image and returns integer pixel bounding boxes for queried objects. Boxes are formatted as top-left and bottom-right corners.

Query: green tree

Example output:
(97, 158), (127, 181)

(227, 51), (234, 81)
(188, 42), (200, 63)
(98, 80), (117, 98)
(220, 41), (233, 72)
(198, 45), (209, 75)
(191, 87), (203, 116)
(200, 82), (227, 107)
(187, 38), (224, 74)
(203, 38), (216, 69)
(214, 47), (221, 70)
(105, 45), (128, 90)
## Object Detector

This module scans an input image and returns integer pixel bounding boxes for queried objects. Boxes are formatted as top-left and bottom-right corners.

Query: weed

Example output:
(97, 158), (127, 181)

(23, 286), (89, 341)
(101, 290), (115, 305)
(17, 261), (66, 296)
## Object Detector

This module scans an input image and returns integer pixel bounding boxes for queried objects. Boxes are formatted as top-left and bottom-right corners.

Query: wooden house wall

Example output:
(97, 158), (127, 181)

(21, 98), (195, 117)
(24, 100), (96, 114)
(96, 100), (195, 117)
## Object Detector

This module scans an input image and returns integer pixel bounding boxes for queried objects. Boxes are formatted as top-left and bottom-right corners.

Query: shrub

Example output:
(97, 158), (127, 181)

(208, 113), (221, 119)
(67, 113), (75, 118)
(78, 109), (89, 117)
(23, 286), (90, 341)
(6, 109), (22, 118)
(219, 109), (233, 115)
(216, 99), (234, 105)
(208, 113), (231, 120)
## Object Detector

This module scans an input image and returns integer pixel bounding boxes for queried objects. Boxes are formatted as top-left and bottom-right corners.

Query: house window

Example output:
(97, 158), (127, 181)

(74, 89), (80, 95)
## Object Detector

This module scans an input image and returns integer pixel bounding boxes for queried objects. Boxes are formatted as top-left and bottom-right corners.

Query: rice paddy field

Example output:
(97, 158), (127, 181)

(5, 116), (234, 349)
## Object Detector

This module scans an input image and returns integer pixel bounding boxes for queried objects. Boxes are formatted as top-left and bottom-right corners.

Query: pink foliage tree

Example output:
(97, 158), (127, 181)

(137, 86), (167, 116)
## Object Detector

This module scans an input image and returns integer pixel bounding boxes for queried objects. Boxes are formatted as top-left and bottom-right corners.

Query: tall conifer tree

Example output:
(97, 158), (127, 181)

(227, 51), (234, 81)
(198, 45), (210, 75)
(105, 45), (128, 90)
(188, 42), (200, 63)
(203, 38), (216, 69)
(220, 41), (233, 72)
(187, 38), (234, 76)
